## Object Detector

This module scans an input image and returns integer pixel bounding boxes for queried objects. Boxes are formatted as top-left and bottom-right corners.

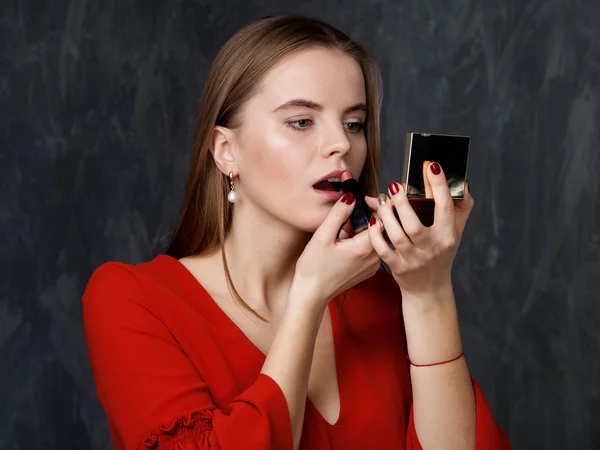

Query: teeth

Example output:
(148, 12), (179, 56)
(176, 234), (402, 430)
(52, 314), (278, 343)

(326, 177), (341, 182)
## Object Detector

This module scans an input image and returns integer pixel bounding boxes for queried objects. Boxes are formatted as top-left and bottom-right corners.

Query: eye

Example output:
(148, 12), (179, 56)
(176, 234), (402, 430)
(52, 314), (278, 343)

(344, 122), (365, 133)
(286, 119), (313, 130)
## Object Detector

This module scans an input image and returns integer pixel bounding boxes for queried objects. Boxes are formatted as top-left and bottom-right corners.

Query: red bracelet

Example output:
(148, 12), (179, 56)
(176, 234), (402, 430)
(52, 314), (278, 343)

(407, 351), (464, 367)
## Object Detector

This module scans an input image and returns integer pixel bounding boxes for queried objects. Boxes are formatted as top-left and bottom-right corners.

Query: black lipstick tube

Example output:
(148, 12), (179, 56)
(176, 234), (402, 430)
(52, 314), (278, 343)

(340, 178), (370, 232)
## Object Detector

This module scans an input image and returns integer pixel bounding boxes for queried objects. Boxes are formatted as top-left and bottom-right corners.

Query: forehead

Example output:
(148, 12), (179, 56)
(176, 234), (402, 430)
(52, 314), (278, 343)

(256, 47), (366, 106)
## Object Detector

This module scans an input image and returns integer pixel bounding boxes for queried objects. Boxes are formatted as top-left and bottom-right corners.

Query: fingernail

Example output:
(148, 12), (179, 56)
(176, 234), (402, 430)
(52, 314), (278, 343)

(388, 182), (400, 196)
(466, 181), (470, 193)
(341, 193), (355, 204)
(369, 217), (377, 227)
(377, 193), (388, 205)
(430, 162), (441, 175)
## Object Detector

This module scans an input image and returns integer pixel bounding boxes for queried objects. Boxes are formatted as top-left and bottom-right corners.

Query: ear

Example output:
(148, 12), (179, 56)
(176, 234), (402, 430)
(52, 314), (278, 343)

(210, 126), (238, 176)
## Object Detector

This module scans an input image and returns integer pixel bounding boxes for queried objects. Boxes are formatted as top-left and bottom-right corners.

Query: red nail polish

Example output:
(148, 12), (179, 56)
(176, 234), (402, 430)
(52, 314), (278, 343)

(388, 182), (400, 195)
(369, 217), (377, 227)
(430, 162), (441, 175)
(341, 193), (355, 204)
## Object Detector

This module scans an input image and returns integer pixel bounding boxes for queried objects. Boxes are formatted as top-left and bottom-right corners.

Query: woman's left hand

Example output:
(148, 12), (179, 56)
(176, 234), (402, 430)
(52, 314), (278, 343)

(364, 162), (474, 302)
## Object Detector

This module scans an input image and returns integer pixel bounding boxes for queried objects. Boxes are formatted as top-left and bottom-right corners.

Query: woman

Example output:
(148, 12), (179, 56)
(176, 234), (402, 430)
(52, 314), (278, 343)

(83, 15), (511, 450)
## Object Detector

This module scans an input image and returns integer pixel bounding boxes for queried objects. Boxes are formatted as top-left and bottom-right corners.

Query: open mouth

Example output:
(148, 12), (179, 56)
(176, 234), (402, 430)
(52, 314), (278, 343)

(312, 177), (342, 192)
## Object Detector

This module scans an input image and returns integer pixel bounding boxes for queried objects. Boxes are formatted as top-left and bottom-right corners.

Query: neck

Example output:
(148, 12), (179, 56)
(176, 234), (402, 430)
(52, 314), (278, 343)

(221, 204), (312, 315)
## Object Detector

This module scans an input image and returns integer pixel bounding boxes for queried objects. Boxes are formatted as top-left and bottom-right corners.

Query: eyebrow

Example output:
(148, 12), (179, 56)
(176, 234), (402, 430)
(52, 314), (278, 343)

(272, 98), (367, 115)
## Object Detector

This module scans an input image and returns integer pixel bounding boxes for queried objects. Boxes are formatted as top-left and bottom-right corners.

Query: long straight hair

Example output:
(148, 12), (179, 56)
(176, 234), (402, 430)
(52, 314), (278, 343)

(166, 15), (383, 321)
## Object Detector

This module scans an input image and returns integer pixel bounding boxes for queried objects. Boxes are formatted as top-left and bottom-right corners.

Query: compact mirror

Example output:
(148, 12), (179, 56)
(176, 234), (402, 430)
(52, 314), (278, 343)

(401, 132), (470, 200)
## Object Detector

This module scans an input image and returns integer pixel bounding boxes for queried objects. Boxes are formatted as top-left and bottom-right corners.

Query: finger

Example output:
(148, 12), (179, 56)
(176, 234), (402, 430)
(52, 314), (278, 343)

(367, 215), (399, 267)
(364, 195), (401, 240)
(364, 195), (378, 212)
(454, 180), (475, 236)
(377, 190), (414, 254)
(388, 181), (429, 246)
(314, 193), (356, 242)
(426, 162), (456, 233)
(337, 217), (375, 251)
(342, 205), (384, 234)
(337, 204), (384, 240)
(422, 160), (433, 199)
(337, 218), (355, 240)
(338, 229), (352, 240)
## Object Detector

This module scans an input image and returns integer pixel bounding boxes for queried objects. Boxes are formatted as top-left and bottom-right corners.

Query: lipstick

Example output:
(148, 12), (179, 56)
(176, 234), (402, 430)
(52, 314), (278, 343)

(340, 171), (370, 233)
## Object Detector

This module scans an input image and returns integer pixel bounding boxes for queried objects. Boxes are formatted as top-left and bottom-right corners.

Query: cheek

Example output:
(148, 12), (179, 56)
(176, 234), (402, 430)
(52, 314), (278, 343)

(350, 138), (368, 177)
(241, 125), (304, 189)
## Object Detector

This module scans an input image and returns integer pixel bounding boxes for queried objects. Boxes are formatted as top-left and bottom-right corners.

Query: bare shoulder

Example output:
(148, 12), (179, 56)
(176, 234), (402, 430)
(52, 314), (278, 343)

(177, 252), (228, 297)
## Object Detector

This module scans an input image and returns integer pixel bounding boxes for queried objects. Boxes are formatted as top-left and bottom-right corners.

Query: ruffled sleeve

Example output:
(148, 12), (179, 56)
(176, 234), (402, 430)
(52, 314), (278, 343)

(138, 411), (212, 449)
(405, 378), (512, 449)
(83, 263), (293, 450)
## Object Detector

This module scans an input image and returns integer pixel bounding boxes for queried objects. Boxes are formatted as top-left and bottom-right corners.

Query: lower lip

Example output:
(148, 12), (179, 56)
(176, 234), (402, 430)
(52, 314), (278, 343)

(313, 188), (344, 202)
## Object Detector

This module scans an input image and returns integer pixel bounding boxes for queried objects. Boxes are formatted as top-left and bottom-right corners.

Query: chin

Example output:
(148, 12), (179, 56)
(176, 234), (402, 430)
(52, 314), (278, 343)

(285, 217), (320, 234)
(289, 211), (331, 234)
(272, 200), (335, 234)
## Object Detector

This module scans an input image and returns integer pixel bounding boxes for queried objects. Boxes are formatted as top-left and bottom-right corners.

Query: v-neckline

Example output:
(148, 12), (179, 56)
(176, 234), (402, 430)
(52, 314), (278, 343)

(160, 254), (346, 427)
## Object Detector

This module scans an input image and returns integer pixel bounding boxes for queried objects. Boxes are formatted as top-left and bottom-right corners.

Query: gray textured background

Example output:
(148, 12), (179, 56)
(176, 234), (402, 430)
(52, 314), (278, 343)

(1, 0), (599, 449)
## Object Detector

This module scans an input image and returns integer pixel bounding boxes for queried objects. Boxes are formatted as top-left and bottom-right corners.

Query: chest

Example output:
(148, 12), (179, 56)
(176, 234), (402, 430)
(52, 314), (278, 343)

(173, 256), (410, 433)
(218, 297), (342, 425)
(165, 294), (411, 450)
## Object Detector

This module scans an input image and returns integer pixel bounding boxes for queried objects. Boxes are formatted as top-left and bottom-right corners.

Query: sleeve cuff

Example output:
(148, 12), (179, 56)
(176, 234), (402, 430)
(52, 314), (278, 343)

(226, 373), (294, 449)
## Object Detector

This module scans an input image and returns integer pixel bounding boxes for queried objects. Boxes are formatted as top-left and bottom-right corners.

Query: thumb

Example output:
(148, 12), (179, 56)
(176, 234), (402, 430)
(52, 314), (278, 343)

(314, 193), (356, 242)
(338, 218), (355, 240)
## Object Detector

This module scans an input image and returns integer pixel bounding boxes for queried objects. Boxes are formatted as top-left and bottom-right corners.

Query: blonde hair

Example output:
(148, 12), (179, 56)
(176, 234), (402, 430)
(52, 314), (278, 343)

(167, 15), (383, 321)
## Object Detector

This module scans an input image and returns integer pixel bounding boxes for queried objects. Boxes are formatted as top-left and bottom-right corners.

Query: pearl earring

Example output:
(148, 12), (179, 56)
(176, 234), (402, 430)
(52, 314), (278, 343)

(227, 172), (238, 203)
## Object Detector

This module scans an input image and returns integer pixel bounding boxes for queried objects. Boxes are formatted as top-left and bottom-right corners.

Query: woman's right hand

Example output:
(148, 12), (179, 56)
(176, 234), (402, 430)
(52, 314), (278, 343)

(292, 192), (381, 309)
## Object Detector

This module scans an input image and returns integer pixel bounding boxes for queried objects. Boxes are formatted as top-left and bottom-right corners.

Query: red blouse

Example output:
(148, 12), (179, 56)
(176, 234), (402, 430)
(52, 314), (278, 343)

(82, 254), (511, 449)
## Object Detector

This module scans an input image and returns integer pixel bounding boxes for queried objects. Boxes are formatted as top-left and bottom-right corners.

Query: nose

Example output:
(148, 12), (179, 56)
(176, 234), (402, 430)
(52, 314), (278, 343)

(319, 123), (351, 158)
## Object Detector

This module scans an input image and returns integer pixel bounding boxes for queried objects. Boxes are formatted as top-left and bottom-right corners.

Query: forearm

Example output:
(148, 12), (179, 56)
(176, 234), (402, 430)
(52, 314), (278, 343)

(260, 285), (326, 450)
(402, 283), (476, 450)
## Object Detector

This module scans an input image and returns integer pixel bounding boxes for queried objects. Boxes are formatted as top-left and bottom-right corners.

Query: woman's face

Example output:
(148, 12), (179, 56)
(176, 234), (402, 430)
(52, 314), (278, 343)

(234, 47), (368, 232)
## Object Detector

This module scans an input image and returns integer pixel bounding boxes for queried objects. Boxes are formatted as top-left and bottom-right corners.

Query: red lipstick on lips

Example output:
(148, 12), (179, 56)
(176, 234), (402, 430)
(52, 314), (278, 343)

(312, 170), (345, 202)
(312, 170), (369, 232)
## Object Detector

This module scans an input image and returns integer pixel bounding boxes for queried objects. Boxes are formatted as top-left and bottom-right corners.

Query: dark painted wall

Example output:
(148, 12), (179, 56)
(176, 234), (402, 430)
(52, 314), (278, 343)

(2, 1), (599, 449)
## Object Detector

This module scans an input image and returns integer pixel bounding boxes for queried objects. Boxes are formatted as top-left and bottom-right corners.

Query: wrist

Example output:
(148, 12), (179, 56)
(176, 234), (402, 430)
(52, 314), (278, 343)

(286, 278), (328, 317)
(401, 282), (463, 363)
(401, 279), (455, 315)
